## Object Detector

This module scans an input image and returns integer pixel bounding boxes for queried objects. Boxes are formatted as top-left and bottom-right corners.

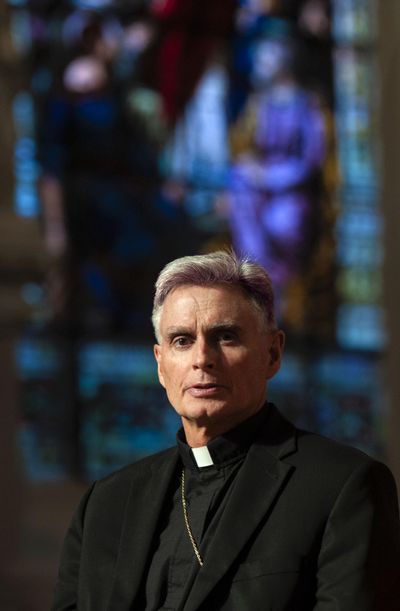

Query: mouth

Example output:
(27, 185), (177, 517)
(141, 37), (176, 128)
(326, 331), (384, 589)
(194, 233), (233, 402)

(186, 383), (226, 398)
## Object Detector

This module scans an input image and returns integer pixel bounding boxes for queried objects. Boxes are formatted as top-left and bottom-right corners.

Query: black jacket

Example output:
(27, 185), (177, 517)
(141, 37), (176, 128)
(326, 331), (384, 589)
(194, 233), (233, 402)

(52, 405), (400, 610)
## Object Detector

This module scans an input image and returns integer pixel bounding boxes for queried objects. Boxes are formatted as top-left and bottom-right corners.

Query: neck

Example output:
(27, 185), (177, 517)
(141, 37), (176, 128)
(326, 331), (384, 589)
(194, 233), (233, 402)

(181, 404), (264, 448)
(183, 424), (215, 448)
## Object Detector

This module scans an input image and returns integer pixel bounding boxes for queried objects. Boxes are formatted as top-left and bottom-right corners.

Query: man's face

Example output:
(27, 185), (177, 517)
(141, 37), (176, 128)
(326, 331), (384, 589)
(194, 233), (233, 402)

(154, 284), (284, 441)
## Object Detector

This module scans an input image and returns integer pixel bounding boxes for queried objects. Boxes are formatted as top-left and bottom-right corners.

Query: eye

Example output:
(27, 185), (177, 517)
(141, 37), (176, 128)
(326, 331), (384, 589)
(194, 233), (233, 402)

(217, 330), (238, 343)
(172, 336), (192, 348)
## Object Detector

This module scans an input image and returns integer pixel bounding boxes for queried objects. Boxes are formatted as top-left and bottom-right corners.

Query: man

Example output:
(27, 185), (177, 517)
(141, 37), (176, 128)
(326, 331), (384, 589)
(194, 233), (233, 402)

(52, 250), (400, 610)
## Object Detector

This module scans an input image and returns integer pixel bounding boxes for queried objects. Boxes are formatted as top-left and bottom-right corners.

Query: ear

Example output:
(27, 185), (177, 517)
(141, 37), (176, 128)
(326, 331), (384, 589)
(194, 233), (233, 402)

(153, 344), (166, 388)
(265, 330), (285, 380)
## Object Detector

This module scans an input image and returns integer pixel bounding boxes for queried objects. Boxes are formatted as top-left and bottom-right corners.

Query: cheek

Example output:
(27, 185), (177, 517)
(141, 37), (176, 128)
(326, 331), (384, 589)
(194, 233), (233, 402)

(158, 360), (181, 392)
(226, 357), (262, 389)
(242, 356), (270, 385)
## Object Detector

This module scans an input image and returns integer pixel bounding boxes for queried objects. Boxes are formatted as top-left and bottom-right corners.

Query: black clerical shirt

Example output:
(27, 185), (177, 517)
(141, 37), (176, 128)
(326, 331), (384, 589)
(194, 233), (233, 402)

(138, 405), (269, 611)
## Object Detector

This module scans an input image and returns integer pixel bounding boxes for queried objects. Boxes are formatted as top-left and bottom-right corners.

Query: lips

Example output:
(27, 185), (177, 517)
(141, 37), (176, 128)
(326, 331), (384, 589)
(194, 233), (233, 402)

(186, 383), (226, 398)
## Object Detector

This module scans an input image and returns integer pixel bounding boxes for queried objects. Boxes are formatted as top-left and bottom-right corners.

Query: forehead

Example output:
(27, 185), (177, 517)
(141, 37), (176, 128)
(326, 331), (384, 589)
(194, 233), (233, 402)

(159, 284), (261, 328)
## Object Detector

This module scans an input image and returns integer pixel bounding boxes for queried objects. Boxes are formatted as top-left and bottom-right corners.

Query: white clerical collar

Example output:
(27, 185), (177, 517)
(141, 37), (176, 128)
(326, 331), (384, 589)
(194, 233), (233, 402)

(191, 445), (214, 468)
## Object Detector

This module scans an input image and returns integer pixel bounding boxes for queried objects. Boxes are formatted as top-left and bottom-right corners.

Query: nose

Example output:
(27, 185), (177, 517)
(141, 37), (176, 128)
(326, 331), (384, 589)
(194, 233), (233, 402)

(192, 336), (215, 370)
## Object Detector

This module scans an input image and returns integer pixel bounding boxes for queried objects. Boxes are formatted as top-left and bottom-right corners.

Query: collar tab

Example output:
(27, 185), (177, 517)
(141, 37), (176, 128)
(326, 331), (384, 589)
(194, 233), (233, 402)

(191, 446), (214, 468)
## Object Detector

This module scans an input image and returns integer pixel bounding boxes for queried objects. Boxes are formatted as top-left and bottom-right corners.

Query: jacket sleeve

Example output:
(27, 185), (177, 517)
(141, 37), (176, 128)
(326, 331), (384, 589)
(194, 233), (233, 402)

(51, 484), (95, 611)
(315, 460), (400, 611)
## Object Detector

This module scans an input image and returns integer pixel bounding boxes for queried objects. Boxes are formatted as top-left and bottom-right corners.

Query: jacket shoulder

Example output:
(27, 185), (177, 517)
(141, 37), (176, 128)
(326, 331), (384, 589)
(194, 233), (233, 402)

(295, 427), (377, 470)
(265, 403), (378, 472)
(290, 427), (398, 504)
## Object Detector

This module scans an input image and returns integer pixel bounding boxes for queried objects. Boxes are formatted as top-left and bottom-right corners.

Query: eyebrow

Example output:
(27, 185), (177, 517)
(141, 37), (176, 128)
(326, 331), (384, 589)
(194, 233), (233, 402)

(164, 326), (192, 340)
(208, 323), (241, 334)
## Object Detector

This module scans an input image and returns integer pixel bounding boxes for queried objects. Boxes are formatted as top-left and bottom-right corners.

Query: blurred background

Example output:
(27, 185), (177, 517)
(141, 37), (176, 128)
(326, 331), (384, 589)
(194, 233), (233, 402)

(1, 0), (400, 608)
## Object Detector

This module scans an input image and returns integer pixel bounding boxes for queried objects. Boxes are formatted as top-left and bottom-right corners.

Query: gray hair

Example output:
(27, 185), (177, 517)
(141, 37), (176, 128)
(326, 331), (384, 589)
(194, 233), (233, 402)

(152, 250), (276, 342)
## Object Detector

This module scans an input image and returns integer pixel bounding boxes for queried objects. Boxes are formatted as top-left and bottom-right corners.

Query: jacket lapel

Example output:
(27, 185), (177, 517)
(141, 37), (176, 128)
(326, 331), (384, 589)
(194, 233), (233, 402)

(183, 406), (298, 611)
(107, 449), (179, 611)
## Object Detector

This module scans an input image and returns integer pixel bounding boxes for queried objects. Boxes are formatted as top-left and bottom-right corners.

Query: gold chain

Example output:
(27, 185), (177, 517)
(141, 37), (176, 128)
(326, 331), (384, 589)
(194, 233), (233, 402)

(180, 469), (204, 567)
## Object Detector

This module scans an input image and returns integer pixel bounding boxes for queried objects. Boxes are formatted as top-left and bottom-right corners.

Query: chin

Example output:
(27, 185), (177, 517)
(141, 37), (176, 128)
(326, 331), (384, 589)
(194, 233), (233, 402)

(180, 399), (228, 423)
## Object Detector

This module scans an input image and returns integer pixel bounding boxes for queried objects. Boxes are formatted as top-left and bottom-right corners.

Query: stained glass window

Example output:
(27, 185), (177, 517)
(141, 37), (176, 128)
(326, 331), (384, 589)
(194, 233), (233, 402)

(7, 0), (386, 480)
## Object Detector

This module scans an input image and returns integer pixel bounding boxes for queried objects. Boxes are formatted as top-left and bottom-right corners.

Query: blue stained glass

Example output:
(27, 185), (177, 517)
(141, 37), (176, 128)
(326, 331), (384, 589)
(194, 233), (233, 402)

(337, 209), (383, 235)
(14, 158), (40, 182)
(79, 342), (179, 480)
(337, 238), (383, 266)
(14, 183), (39, 217)
(79, 343), (157, 383)
(14, 137), (36, 159)
(337, 304), (386, 350)
(332, 0), (376, 44)
(10, 9), (31, 53)
(15, 339), (61, 377)
(72, 0), (114, 9)
(13, 92), (34, 134)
